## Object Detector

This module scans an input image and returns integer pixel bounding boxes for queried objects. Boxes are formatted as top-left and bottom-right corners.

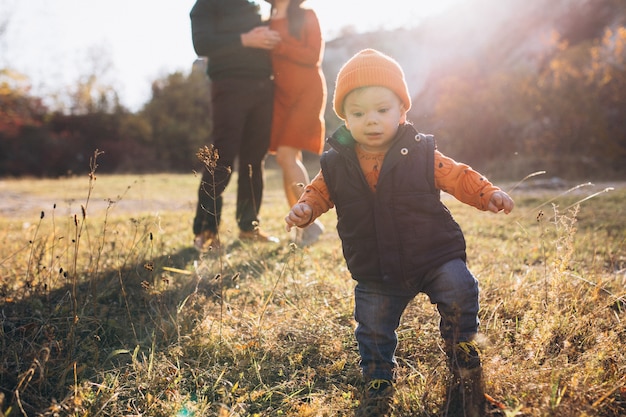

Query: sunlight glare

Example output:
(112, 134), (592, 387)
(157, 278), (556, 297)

(259, 0), (469, 39)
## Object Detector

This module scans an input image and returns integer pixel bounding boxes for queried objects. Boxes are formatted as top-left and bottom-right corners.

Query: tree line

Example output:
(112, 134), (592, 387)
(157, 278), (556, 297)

(0, 66), (211, 177)
(410, 26), (626, 180)
(1, 23), (625, 180)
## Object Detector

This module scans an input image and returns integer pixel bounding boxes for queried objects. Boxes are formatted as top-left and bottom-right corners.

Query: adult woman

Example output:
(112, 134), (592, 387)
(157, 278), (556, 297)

(267, 0), (326, 246)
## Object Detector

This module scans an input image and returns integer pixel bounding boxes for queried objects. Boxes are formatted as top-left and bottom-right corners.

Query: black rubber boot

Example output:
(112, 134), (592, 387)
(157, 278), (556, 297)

(444, 341), (486, 417)
(355, 378), (394, 417)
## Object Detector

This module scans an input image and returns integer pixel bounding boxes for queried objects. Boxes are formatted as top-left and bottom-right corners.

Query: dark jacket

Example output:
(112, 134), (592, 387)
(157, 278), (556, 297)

(320, 124), (467, 286)
(190, 0), (272, 80)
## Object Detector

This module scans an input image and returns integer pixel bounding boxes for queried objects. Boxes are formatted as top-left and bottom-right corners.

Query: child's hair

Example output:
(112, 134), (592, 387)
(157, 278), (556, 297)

(332, 48), (412, 120)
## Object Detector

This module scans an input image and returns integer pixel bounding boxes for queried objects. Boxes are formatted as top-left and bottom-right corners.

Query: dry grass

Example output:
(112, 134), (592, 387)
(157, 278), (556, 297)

(0, 160), (624, 416)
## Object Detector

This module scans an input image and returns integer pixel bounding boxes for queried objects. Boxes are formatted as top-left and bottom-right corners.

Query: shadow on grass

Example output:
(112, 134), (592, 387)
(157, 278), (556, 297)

(0, 242), (247, 414)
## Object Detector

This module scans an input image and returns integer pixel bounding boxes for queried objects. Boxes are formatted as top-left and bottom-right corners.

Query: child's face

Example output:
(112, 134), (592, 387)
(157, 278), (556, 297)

(343, 86), (406, 153)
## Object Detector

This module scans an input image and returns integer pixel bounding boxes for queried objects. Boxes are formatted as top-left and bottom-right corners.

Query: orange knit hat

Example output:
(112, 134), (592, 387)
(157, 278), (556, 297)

(332, 49), (411, 120)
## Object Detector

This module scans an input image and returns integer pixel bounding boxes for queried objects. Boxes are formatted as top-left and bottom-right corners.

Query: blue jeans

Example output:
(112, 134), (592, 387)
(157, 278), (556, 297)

(353, 258), (480, 381)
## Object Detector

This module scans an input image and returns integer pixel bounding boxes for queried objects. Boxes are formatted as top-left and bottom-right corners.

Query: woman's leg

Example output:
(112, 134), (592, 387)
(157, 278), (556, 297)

(275, 145), (309, 207)
(275, 145), (324, 245)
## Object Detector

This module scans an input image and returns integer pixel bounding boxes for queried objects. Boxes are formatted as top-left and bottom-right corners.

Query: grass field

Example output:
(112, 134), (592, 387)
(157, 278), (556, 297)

(0, 167), (624, 416)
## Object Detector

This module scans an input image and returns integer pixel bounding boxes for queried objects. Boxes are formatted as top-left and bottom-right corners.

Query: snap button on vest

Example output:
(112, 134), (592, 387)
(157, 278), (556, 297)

(415, 134), (421, 142)
(401, 148), (408, 155)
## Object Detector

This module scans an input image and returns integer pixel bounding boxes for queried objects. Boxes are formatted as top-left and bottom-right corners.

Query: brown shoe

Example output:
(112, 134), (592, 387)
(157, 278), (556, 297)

(193, 230), (219, 252)
(239, 229), (279, 244)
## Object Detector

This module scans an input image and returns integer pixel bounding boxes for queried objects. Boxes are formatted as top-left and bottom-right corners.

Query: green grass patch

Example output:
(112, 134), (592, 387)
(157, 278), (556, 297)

(0, 170), (624, 416)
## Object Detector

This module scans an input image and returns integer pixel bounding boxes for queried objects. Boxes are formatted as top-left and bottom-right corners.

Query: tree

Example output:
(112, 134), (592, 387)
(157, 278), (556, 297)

(141, 65), (212, 172)
(0, 69), (51, 176)
(588, 26), (626, 172)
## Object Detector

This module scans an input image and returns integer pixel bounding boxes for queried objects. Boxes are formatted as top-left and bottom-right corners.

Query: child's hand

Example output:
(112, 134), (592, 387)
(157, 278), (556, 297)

(487, 190), (514, 214)
(285, 203), (314, 231)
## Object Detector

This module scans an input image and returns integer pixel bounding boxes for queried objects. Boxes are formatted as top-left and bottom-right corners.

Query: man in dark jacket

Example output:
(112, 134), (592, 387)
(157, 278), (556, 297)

(190, 0), (281, 251)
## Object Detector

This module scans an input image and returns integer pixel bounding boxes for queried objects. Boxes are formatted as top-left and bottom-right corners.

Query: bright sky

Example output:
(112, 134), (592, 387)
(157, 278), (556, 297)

(1, 0), (466, 111)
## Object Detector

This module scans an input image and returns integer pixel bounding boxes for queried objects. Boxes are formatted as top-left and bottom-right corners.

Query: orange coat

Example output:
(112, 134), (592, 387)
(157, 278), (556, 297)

(269, 9), (326, 154)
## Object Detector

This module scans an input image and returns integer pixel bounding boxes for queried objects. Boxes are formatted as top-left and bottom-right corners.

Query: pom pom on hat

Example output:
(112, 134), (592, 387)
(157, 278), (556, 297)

(332, 49), (411, 120)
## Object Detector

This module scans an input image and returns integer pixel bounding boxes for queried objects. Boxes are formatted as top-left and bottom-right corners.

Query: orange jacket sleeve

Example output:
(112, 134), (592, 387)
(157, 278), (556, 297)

(434, 150), (501, 211)
(297, 170), (333, 225)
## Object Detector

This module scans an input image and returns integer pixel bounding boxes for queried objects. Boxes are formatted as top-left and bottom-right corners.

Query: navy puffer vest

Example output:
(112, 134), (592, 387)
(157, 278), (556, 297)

(321, 124), (467, 285)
